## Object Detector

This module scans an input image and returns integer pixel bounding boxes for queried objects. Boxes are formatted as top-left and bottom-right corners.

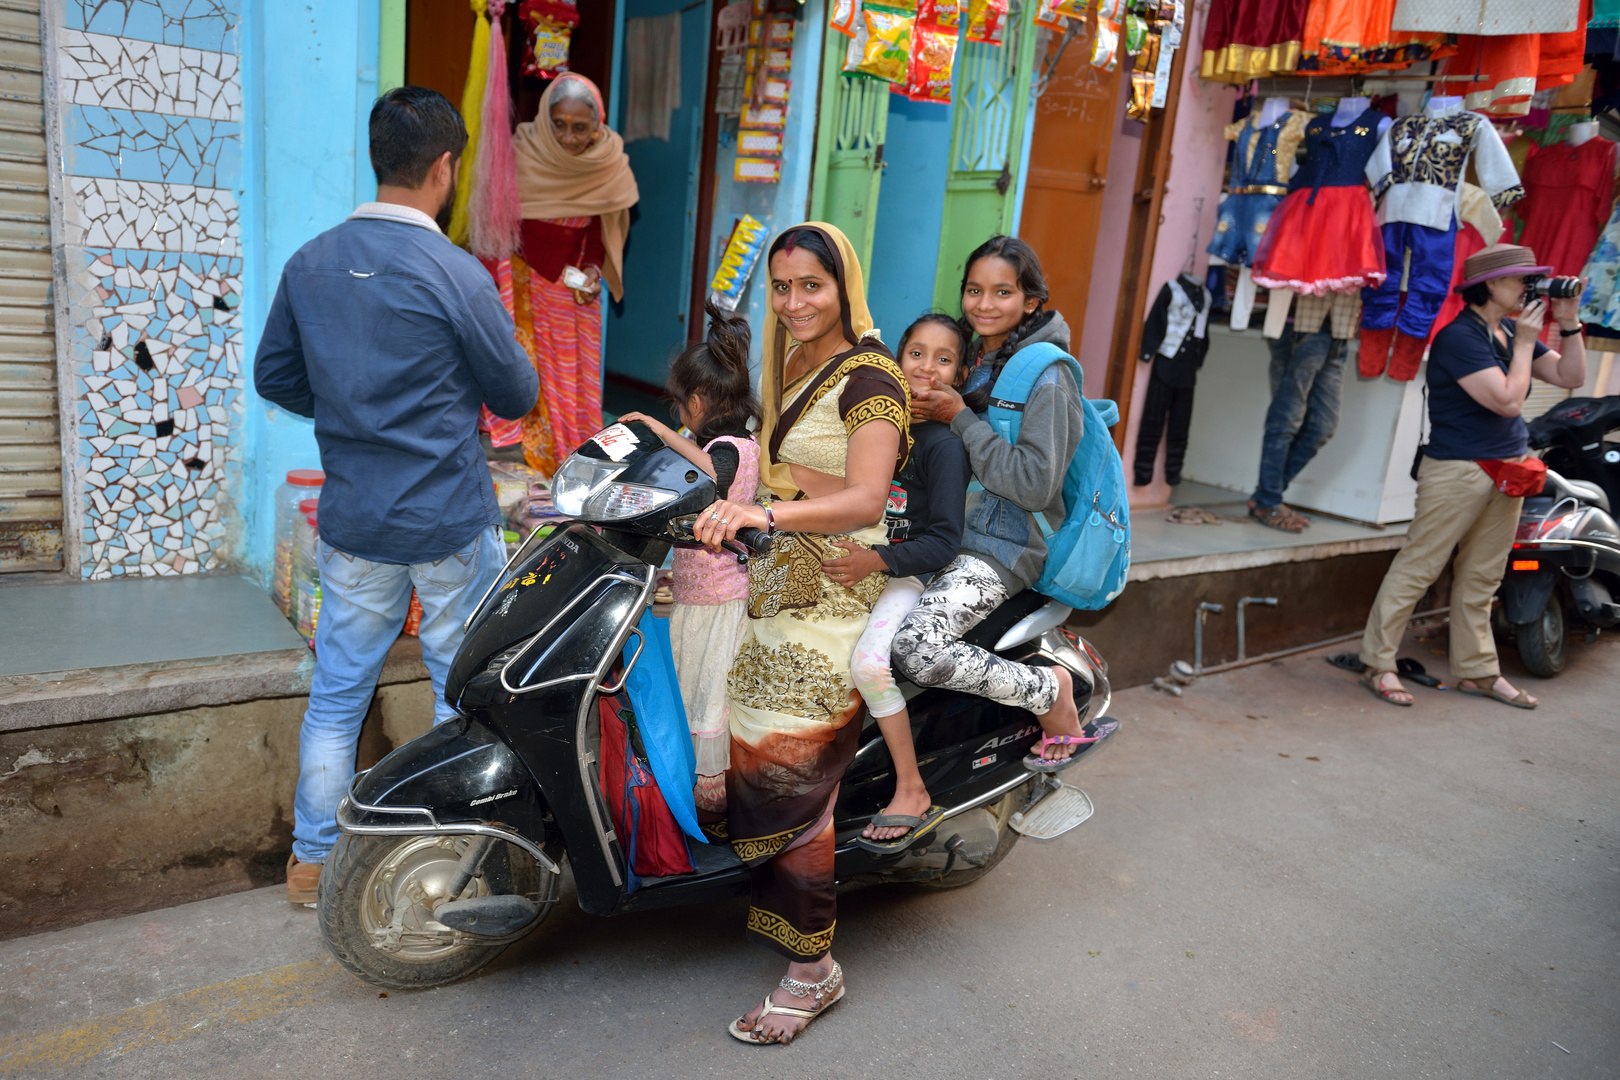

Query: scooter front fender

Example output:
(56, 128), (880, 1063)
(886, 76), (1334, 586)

(337, 716), (559, 875)
(1499, 567), (1557, 625)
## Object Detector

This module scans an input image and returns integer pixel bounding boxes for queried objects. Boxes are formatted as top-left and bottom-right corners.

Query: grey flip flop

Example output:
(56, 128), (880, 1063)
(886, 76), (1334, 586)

(854, 805), (947, 854)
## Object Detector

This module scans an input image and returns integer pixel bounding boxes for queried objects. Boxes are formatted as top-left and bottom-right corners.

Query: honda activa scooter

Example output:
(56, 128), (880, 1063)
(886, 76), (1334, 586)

(316, 421), (1120, 990)
(1497, 396), (1620, 676)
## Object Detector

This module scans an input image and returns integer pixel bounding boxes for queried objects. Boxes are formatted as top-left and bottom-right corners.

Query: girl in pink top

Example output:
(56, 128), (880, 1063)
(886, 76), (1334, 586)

(620, 303), (759, 814)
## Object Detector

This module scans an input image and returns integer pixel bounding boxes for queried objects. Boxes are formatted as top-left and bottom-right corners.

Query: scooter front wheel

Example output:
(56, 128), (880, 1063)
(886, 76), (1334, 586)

(316, 833), (553, 991)
(1513, 591), (1567, 678)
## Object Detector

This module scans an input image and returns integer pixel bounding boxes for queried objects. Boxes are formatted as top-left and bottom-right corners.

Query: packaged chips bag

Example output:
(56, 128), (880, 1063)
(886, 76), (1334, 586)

(831, 0), (861, 36)
(1095, 0), (1125, 18)
(1124, 13), (1148, 55)
(855, 5), (913, 83)
(965, 0), (1006, 44)
(1052, 0), (1087, 15)
(907, 17), (958, 102)
(1091, 17), (1120, 71)
(1034, 0), (1067, 31)
(918, 0), (959, 30)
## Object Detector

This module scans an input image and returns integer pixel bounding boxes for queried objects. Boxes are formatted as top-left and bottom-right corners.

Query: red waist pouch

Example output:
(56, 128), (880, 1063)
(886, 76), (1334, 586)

(1477, 456), (1546, 497)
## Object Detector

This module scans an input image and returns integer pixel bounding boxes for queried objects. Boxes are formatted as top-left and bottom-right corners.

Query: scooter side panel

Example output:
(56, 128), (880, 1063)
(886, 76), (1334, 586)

(1500, 567), (1557, 624)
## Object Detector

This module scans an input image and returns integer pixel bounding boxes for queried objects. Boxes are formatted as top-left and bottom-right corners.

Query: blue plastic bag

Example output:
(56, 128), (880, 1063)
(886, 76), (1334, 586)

(621, 610), (706, 842)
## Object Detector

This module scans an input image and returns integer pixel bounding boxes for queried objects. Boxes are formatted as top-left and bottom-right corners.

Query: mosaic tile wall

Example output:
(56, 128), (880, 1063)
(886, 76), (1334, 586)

(52, 0), (242, 578)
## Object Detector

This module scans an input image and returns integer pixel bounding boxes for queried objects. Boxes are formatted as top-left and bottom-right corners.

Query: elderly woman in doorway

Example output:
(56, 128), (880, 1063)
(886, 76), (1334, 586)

(694, 223), (910, 1047)
(1355, 244), (1587, 708)
(509, 73), (639, 468)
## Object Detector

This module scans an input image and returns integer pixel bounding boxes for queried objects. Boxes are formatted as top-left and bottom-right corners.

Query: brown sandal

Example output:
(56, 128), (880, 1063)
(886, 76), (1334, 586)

(1249, 502), (1310, 532)
(1361, 669), (1413, 706)
(1456, 679), (1538, 710)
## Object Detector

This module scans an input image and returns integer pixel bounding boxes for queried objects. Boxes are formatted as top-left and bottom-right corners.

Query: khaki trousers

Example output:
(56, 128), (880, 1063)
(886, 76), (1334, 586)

(1359, 456), (1522, 681)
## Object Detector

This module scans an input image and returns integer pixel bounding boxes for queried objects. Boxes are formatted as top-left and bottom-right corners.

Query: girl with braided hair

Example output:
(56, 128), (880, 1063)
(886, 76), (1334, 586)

(898, 236), (1111, 767)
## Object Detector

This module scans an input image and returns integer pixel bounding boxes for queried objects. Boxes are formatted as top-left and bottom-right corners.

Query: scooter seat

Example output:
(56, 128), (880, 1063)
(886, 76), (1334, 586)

(1545, 469), (1610, 513)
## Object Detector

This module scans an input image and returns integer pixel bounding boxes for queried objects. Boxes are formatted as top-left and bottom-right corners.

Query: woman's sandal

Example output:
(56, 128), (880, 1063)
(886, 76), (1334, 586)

(1023, 718), (1121, 772)
(1455, 679), (1538, 710)
(1360, 668), (1414, 706)
(855, 805), (946, 854)
(1249, 503), (1310, 532)
(729, 962), (845, 1046)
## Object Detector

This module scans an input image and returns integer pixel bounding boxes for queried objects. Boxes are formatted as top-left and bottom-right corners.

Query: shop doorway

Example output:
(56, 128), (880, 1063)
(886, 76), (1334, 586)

(809, 47), (890, 273)
(931, 5), (1039, 312)
(1019, 20), (1123, 350)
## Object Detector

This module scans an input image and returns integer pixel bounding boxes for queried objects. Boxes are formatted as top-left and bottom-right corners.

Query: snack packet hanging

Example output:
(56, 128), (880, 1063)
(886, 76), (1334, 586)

(1124, 14), (1147, 55)
(1034, 0), (1067, 31)
(1095, 0), (1125, 18)
(855, 5), (914, 83)
(709, 215), (769, 311)
(965, 0), (1006, 45)
(918, 0), (959, 29)
(906, 18), (958, 102)
(1052, 0), (1087, 15)
(831, 0), (860, 37)
(1090, 18), (1120, 71)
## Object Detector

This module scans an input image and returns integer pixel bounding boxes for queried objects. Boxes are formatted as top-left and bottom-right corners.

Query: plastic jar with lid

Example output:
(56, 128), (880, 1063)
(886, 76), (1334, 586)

(273, 470), (324, 615)
(293, 509), (322, 645)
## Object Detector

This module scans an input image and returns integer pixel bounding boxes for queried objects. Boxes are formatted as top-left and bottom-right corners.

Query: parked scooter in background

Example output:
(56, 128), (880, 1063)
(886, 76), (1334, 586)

(1496, 397), (1620, 676)
(316, 421), (1120, 990)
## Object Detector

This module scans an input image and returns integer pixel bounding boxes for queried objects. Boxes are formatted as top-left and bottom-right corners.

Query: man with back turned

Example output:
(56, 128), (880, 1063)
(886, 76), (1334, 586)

(254, 86), (539, 905)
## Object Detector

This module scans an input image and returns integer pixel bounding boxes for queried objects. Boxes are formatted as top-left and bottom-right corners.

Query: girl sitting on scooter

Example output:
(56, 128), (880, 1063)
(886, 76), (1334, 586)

(900, 236), (1108, 767)
(618, 302), (759, 817)
(827, 314), (972, 854)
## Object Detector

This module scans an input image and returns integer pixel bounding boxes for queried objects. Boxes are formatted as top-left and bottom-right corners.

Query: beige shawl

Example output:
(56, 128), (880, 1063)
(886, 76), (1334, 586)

(512, 74), (640, 301)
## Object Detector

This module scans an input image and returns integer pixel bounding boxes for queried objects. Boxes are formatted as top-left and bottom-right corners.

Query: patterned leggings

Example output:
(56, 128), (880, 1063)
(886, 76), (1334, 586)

(891, 555), (1059, 714)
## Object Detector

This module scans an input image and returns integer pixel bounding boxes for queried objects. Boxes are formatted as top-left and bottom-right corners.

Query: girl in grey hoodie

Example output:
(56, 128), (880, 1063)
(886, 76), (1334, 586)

(893, 237), (1113, 767)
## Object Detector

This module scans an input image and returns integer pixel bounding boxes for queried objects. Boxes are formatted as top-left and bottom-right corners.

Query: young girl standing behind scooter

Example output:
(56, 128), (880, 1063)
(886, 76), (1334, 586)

(823, 314), (972, 852)
(619, 303), (758, 814)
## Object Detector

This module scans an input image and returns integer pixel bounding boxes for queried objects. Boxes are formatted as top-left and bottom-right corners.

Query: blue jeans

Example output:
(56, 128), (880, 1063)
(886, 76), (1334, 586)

(292, 526), (507, 863)
(1252, 329), (1347, 509)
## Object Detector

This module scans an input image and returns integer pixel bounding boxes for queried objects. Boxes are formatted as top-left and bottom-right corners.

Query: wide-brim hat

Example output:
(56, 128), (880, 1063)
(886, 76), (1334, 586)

(1454, 243), (1553, 292)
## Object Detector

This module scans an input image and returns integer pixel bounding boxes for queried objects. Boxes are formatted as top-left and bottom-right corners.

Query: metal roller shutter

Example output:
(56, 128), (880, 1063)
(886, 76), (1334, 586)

(0, 0), (61, 572)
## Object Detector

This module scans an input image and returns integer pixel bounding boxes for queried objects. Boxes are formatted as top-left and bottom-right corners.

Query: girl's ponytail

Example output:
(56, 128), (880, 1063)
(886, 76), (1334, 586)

(667, 302), (759, 444)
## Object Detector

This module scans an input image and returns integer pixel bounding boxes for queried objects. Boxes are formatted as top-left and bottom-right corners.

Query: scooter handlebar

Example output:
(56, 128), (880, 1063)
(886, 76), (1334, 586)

(733, 527), (772, 554)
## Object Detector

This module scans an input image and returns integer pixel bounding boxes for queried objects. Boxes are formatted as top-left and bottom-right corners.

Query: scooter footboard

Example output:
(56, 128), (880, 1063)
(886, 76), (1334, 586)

(337, 716), (559, 875)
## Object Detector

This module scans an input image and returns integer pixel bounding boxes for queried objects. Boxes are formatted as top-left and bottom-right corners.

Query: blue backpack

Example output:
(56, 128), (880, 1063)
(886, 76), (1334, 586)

(982, 342), (1130, 610)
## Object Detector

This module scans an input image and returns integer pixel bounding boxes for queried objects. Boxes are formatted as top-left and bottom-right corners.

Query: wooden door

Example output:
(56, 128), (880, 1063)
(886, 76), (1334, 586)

(931, 2), (1039, 313)
(809, 41), (891, 273)
(1019, 20), (1122, 348)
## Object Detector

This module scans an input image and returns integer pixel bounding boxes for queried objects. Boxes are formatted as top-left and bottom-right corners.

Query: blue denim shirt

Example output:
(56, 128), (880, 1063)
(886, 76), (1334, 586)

(254, 204), (539, 564)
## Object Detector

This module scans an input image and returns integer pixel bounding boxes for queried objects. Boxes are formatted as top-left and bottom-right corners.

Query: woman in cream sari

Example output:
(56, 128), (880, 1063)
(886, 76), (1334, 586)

(694, 223), (909, 1046)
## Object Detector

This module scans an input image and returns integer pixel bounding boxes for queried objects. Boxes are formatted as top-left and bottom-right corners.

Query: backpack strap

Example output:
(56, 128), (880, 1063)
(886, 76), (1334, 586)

(984, 341), (1084, 445)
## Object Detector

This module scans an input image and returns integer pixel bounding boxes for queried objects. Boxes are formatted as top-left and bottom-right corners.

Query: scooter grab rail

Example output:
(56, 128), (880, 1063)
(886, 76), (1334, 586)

(596, 625), (645, 695)
(498, 570), (650, 697)
(337, 771), (563, 876)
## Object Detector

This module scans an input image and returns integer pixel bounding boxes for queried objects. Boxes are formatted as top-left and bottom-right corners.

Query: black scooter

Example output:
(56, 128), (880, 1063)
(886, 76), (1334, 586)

(316, 421), (1120, 990)
(1496, 396), (1620, 676)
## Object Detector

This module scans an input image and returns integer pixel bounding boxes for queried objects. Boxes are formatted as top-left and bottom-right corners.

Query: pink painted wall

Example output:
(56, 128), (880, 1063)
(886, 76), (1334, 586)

(1120, 3), (1239, 509)
(1075, 65), (1142, 394)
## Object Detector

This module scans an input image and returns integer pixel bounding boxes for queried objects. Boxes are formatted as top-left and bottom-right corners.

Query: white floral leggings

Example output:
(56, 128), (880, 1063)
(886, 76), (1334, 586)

(850, 574), (927, 718)
(891, 554), (1060, 714)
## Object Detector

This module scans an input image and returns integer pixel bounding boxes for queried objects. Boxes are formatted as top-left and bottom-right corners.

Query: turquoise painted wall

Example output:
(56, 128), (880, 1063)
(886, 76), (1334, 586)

(865, 94), (953, 339)
(238, 0), (380, 583)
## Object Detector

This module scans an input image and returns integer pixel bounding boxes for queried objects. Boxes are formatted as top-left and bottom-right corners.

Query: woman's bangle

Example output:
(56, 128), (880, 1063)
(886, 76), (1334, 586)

(1560, 325), (1583, 338)
(762, 504), (775, 535)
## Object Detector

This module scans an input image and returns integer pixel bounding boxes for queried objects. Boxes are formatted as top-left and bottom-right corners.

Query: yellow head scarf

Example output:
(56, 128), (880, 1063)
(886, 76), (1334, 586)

(757, 222), (891, 501)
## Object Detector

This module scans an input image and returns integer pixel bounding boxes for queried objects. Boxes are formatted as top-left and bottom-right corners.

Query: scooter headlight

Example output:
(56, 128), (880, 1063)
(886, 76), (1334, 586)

(550, 455), (626, 516)
(583, 481), (679, 521)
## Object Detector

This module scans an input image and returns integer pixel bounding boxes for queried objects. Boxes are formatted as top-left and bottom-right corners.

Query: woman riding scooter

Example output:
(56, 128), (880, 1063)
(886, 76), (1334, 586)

(695, 222), (909, 1046)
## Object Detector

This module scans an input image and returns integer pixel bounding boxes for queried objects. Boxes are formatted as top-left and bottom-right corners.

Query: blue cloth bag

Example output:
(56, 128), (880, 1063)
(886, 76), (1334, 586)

(621, 610), (706, 842)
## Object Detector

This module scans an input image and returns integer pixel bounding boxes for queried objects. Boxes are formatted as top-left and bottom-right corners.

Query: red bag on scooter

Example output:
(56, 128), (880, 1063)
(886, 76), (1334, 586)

(598, 692), (696, 883)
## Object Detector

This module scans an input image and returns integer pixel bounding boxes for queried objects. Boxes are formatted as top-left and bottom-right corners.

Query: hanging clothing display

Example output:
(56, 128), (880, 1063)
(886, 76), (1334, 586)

(1300, 0), (1455, 73)
(1433, 0), (1591, 115)
(1252, 106), (1388, 294)
(1201, 0), (1312, 81)
(1579, 194), (1620, 336)
(1359, 101), (1524, 379)
(1135, 275), (1211, 487)
(1208, 108), (1310, 267)
(1391, 0), (1581, 34)
(1427, 184), (1510, 347)
(1515, 135), (1618, 277)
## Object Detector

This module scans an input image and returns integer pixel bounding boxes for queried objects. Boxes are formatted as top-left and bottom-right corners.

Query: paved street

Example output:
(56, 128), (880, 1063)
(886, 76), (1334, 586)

(1, 632), (1615, 1080)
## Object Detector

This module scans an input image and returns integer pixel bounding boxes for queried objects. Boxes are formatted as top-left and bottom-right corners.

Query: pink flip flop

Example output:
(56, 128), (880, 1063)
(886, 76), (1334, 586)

(1023, 718), (1120, 773)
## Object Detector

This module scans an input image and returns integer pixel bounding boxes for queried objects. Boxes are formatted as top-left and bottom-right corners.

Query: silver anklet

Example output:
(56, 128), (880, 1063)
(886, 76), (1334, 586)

(779, 960), (842, 1003)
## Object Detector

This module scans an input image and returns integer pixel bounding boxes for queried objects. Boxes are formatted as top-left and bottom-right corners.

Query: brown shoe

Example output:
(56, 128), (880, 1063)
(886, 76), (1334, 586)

(286, 854), (323, 905)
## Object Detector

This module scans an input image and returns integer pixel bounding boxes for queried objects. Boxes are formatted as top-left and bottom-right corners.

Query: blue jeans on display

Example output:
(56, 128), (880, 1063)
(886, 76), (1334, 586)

(292, 526), (507, 863)
(1252, 328), (1347, 509)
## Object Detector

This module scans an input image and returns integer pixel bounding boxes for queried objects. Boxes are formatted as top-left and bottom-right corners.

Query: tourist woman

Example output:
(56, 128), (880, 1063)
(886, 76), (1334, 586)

(509, 73), (639, 467)
(1356, 244), (1587, 707)
(693, 223), (909, 1046)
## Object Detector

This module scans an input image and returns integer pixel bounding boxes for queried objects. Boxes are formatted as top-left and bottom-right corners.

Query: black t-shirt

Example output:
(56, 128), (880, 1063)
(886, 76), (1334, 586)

(880, 421), (970, 579)
(1425, 310), (1548, 461)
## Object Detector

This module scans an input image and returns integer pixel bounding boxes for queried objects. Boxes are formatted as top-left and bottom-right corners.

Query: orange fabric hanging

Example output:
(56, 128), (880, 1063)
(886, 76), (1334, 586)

(1435, 0), (1590, 115)
(1298, 0), (1455, 74)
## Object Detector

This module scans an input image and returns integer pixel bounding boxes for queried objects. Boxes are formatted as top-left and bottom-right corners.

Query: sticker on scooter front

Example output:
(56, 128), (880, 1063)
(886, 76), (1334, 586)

(470, 788), (516, 806)
(591, 423), (640, 462)
(973, 753), (997, 769)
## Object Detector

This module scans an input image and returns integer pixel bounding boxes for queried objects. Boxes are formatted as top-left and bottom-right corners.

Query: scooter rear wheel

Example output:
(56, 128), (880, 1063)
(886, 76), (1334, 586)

(1513, 591), (1567, 679)
(317, 833), (549, 990)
